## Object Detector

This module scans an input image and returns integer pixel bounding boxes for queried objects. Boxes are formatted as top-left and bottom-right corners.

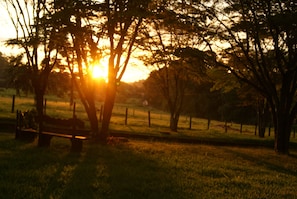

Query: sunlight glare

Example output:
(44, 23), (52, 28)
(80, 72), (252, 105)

(92, 64), (107, 80)
(90, 57), (150, 83)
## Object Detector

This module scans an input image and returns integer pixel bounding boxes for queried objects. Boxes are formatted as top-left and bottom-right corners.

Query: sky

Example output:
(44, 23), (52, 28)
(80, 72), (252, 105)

(0, 6), (150, 83)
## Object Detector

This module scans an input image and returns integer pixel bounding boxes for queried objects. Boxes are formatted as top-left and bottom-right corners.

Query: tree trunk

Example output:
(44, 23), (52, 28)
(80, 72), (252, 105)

(274, 111), (293, 154)
(274, 123), (291, 154)
(257, 98), (269, 138)
(35, 89), (44, 123)
(258, 112), (266, 138)
(169, 113), (179, 132)
(35, 87), (45, 147)
(258, 124), (265, 138)
(99, 81), (117, 143)
(85, 102), (99, 138)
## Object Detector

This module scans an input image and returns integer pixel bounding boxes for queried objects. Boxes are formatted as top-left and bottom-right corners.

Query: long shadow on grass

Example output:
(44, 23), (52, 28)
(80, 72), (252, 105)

(0, 133), (32, 151)
(0, 136), (188, 198)
(222, 147), (297, 177)
(0, 137), (81, 198)
(58, 141), (184, 199)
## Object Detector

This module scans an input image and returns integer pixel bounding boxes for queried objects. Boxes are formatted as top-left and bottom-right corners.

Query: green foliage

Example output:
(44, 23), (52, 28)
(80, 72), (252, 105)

(0, 52), (10, 88)
(205, 0), (297, 153)
(115, 81), (145, 105)
(47, 72), (72, 97)
(5, 55), (32, 95)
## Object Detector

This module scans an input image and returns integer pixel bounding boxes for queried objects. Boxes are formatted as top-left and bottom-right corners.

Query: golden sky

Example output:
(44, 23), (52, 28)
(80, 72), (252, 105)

(0, 7), (149, 83)
(0, 40), (149, 83)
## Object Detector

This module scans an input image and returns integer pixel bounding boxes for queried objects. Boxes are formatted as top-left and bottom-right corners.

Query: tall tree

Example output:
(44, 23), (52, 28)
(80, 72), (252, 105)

(205, 0), (297, 153)
(141, 0), (212, 131)
(98, 0), (151, 142)
(4, 0), (61, 145)
(53, 0), (102, 138)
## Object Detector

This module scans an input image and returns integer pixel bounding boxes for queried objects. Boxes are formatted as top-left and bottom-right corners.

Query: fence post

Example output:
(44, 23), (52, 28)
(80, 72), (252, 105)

(72, 102), (76, 139)
(148, 111), (151, 127)
(43, 98), (47, 115)
(268, 125), (271, 137)
(254, 123), (257, 136)
(225, 121), (228, 133)
(189, 116), (192, 130)
(207, 118), (211, 130)
(99, 105), (103, 122)
(125, 107), (128, 125)
(72, 102), (76, 119)
(240, 123), (243, 133)
(15, 110), (19, 139)
(11, 95), (15, 113)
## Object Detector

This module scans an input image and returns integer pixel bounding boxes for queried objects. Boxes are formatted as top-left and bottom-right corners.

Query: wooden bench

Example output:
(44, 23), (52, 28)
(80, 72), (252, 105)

(38, 131), (88, 153)
(16, 110), (89, 153)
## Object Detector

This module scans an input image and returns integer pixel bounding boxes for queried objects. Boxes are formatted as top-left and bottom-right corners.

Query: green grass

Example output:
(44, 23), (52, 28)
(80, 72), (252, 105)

(1, 89), (297, 148)
(0, 133), (297, 199)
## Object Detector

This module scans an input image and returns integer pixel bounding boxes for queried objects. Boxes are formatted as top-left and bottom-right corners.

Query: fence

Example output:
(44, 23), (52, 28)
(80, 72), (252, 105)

(5, 94), (297, 138)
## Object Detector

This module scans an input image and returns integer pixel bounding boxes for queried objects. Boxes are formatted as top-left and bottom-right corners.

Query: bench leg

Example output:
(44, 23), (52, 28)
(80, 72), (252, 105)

(71, 139), (83, 153)
(38, 133), (52, 147)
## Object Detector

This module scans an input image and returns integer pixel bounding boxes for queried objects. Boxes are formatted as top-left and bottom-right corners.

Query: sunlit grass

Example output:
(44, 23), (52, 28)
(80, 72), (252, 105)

(1, 89), (296, 145)
(0, 133), (297, 198)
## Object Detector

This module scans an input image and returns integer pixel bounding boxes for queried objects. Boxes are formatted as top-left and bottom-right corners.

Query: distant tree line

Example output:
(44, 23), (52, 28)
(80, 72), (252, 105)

(143, 69), (258, 125)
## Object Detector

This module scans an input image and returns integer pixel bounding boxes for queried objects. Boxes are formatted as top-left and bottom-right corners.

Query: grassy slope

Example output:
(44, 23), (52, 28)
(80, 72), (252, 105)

(0, 133), (297, 199)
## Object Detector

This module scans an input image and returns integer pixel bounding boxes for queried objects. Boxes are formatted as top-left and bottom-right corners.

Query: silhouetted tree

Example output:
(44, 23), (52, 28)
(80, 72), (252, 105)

(141, 0), (213, 131)
(0, 53), (11, 88)
(98, 0), (151, 142)
(6, 55), (32, 95)
(47, 71), (72, 97)
(209, 67), (268, 137)
(53, 0), (102, 138)
(205, 0), (297, 153)
(4, 0), (63, 145)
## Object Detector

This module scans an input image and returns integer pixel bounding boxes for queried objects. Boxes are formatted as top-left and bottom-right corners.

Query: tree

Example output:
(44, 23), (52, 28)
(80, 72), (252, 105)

(47, 71), (72, 98)
(205, 0), (297, 153)
(0, 52), (11, 88)
(141, 0), (212, 131)
(144, 62), (190, 131)
(6, 54), (32, 95)
(98, 0), (151, 142)
(53, 0), (102, 138)
(209, 67), (268, 137)
(4, 0), (62, 145)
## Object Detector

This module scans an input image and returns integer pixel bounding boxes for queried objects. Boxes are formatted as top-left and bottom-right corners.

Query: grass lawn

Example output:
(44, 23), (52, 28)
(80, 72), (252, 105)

(2, 91), (296, 147)
(0, 133), (297, 199)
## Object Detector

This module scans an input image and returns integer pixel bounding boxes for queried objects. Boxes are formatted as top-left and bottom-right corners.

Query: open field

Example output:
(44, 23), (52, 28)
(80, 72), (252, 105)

(1, 89), (297, 147)
(0, 89), (256, 133)
(1, 89), (297, 148)
(1, 90), (295, 136)
(1, 89), (297, 198)
(0, 133), (297, 199)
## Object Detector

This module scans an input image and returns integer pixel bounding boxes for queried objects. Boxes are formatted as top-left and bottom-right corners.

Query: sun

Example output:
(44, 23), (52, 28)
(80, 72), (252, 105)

(90, 57), (149, 83)
(91, 64), (108, 80)
(92, 66), (102, 78)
